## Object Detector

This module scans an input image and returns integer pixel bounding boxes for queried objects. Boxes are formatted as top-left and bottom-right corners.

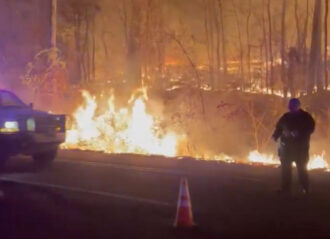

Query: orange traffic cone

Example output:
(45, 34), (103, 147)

(174, 178), (195, 227)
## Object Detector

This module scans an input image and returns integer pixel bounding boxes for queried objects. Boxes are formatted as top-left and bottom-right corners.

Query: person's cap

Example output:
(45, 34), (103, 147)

(288, 98), (301, 109)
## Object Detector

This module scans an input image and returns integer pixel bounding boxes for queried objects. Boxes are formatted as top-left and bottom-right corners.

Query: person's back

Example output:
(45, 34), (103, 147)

(272, 98), (315, 194)
(275, 109), (315, 146)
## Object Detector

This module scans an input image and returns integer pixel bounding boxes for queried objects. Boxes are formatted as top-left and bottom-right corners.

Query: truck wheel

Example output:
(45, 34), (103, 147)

(0, 149), (9, 171)
(33, 148), (58, 165)
(0, 155), (9, 171)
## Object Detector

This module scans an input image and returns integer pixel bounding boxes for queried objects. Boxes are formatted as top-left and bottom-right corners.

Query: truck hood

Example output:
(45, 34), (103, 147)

(0, 107), (49, 121)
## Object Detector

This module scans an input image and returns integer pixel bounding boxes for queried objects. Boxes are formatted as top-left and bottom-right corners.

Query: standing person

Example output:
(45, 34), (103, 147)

(272, 98), (315, 195)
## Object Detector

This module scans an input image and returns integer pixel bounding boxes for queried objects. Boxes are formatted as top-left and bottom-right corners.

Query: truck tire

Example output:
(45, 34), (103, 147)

(33, 148), (58, 165)
(0, 155), (9, 171)
(0, 149), (9, 171)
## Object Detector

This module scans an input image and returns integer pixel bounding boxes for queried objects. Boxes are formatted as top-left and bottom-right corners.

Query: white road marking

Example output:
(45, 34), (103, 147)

(0, 176), (174, 207)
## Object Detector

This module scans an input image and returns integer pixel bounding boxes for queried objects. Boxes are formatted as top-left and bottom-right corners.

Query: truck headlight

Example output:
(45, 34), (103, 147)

(0, 121), (19, 133)
(27, 118), (36, 132)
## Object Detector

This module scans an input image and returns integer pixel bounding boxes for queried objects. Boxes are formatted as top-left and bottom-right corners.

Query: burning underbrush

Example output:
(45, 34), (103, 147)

(64, 89), (183, 157)
(248, 150), (329, 171)
(62, 87), (329, 171)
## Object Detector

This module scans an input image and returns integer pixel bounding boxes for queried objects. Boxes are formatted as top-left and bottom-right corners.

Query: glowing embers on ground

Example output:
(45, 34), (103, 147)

(248, 150), (329, 171)
(64, 90), (180, 157)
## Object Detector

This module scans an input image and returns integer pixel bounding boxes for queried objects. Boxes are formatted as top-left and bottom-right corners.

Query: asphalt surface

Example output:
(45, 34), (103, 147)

(1, 150), (330, 239)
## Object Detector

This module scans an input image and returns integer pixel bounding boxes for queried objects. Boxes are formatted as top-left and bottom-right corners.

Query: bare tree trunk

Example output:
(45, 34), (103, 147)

(156, 1), (165, 77)
(300, 0), (309, 66)
(85, 10), (90, 83)
(50, 0), (57, 107)
(267, 0), (274, 93)
(126, 0), (143, 92)
(301, 0), (310, 91)
(281, 0), (287, 97)
(51, 0), (57, 48)
(262, 0), (269, 91)
(233, 0), (244, 90)
(75, 14), (86, 83)
(92, 9), (96, 82)
(142, 0), (152, 82)
(203, 0), (213, 88)
(294, 0), (301, 50)
(214, 0), (221, 89)
(209, 0), (215, 88)
(101, 15), (110, 81)
(246, 0), (252, 87)
(217, 0), (227, 76)
(308, 0), (323, 93)
(325, 0), (329, 89)
(119, 0), (129, 47)
(259, 45), (264, 88)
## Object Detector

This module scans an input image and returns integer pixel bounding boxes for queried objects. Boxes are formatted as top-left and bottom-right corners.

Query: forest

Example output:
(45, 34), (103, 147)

(0, 0), (329, 161)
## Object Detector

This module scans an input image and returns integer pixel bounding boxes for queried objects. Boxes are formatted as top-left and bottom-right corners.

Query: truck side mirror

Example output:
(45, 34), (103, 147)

(29, 103), (34, 109)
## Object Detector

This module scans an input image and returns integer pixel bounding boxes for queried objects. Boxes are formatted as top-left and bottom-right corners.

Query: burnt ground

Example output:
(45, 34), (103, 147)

(0, 150), (330, 239)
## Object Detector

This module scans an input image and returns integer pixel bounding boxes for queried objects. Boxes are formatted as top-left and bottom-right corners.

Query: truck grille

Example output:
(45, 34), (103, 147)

(35, 115), (57, 135)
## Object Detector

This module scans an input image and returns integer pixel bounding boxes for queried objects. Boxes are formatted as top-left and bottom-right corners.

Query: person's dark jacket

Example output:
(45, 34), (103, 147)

(272, 109), (315, 146)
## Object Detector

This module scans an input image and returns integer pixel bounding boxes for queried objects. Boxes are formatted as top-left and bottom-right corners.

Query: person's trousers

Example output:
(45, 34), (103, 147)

(279, 144), (309, 192)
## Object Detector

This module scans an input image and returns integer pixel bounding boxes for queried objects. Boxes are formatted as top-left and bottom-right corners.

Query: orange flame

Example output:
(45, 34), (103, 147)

(248, 150), (329, 171)
(63, 89), (328, 172)
(64, 90), (182, 157)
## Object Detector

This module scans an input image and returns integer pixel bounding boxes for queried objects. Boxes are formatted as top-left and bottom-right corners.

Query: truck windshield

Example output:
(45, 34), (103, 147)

(0, 91), (27, 108)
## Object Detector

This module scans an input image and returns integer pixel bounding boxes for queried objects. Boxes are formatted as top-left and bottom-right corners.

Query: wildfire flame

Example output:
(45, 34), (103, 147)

(248, 150), (329, 171)
(308, 152), (329, 171)
(64, 90), (180, 157)
(248, 150), (278, 165)
(63, 90), (329, 172)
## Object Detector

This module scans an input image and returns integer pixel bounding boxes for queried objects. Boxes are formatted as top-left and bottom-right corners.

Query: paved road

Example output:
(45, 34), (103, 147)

(1, 150), (330, 239)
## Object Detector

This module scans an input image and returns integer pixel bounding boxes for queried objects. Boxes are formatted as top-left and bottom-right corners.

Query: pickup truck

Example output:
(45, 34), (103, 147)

(0, 90), (65, 166)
